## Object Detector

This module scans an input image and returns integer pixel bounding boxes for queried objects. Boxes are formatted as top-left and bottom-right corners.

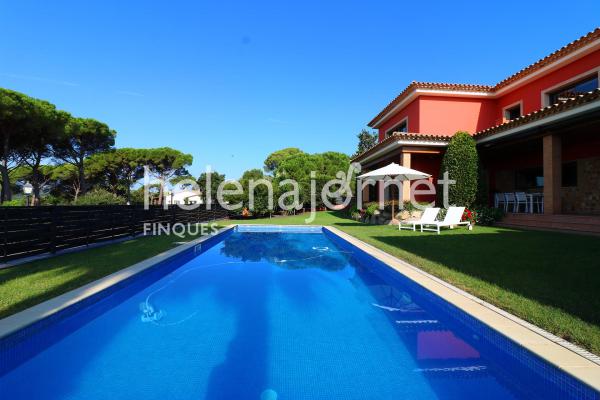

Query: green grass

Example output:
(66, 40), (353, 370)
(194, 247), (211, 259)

(0, 228), (222, 319)
(226, 212), (600, 354)
(1, 211), (599, 355)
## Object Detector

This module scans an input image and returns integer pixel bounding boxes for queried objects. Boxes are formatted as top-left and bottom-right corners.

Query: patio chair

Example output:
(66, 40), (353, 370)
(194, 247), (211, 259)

(533, 193), (544, 213)
(515, 192), (528, 213)
(420, 206), (470, 234)
(504, 192), (516, 213)
(399, 207), (440, 231)
(494, 193), (505, 209)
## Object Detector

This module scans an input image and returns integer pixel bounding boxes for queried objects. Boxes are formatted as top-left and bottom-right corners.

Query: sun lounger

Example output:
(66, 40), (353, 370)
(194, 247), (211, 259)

(420, 206), (470, 234)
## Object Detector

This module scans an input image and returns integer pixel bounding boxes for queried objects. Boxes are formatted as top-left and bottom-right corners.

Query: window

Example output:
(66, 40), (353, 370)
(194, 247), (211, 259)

(504, 104), (521, 121)
(386, 119), (408, 137)
(515, 167), (543, 190)
(562, 161), (578, 187)
(548, 75), (599, 104)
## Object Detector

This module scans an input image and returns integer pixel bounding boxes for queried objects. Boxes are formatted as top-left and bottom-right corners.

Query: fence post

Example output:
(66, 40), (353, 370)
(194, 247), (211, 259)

(111, 207), (116, 240)
(49, 207), (58, 254)
(130, 206), (136, 237)
(86, 208), (91, 246)
(2, 207), (7, 262)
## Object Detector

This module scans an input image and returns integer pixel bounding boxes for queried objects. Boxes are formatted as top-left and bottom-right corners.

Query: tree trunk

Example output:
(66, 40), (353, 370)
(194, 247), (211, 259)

(1, 134), (12, 202)
(32, 155), (42, 206)
(126, 177), (132, 204)
(157, 175), (164, 206)
(78, 161), (87, 196)
(73, 184), (81, 202)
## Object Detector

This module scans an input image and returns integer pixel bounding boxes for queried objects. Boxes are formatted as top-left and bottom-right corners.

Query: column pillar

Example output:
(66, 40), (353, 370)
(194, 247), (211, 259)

(543, 134), (562, 214)
(401, 152), (411, 202)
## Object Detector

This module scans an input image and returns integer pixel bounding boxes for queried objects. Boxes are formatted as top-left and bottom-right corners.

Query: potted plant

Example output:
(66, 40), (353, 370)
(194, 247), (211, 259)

(462, 208), (477, 230)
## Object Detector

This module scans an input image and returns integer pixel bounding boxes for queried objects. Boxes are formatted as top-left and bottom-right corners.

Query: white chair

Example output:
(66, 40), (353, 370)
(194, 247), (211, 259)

(515, 192), (528, 213)
(399, 207), (440, 231)
(504, 192), (516, 213)
(494, 193), (505, 209)
(421, 206), (470, 234)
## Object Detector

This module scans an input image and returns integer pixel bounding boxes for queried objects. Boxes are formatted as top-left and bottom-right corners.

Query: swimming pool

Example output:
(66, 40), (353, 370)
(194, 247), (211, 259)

(0, 225), (598, 399)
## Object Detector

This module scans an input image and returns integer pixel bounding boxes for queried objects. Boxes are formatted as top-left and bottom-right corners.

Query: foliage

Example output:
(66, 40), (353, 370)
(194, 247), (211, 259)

(353, 129), (378, 157)
(263, 148), (305, 174)
(472, 205), (504, 226)
(224, 169), (273, 217)
(0, 198), (26, 206)
(52, 117), (116, 199)
(86, 148), (147, 201)
(144, 147), (193, 205)
(197, 170), (225, 204)
(439, 131), (479, 207)
(19, 100), (70, 204)
(275, 151), (351, 209)
(71, 188), (127, 205)
(348, 205), (362, 220)
(47, 163), (80, 199)
(0, 88), (35, 202)
(462, 208), (477, 224)
(274, 152), (318, 208)
(40, 195), (69, 205)
(364, 202), (379, 217)
(0, 87), (192, 206)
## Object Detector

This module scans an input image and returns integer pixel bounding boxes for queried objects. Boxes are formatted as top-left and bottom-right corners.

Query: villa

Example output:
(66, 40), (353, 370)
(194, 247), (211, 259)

(353, 28), (600, 233)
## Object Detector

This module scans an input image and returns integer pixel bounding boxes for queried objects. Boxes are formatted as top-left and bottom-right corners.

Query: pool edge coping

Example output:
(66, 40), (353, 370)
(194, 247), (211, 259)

(323, 225), (600, 392)
(0, 225), (236, 340)
(1, 223), (598, 392)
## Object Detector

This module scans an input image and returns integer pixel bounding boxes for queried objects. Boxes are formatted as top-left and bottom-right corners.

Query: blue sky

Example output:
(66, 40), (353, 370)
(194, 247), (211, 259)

(1, 1), (599, 179)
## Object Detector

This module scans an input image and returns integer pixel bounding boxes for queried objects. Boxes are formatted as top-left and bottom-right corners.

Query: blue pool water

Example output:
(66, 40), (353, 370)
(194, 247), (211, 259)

(0, 226), (597, 400)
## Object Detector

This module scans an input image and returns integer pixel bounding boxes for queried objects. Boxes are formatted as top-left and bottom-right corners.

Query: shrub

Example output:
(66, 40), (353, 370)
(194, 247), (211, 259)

(41, 195), (69, 205)
(365, 202), (379, 217)
(473, 206), (504, 226)
(462, 208), (477, 224)
(440, 131), (479, 207)
(72, 189), (127, 205)
(0, 198), (26, 207)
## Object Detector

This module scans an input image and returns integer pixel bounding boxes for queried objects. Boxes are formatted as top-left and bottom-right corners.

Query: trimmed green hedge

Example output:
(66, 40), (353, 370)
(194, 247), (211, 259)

(440, 131), (479, 207)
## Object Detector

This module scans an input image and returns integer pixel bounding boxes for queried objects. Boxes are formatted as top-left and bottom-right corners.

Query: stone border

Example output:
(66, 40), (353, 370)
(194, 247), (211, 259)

(0, 225), (236, 340)
(323, 225), (600, 392)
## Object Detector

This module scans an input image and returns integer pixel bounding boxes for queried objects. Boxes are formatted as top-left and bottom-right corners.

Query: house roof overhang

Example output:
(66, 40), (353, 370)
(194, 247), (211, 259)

(351, 133), (450, 166)
(368, 28), (600, 129)
(354, 89), (600, 166)
(474, 89), (600, 145)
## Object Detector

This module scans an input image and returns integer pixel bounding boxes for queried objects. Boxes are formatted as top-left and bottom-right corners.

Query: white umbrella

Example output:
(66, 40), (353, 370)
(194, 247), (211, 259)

(358, 162), (430, 222)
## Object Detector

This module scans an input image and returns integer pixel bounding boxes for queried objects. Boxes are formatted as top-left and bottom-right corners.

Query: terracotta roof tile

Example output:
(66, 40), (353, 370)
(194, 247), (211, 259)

(367, 81), (493, 127)
(494, 28), (600, 90)
(368, 28), (600, 128)
(351, 132), (450, 162)
(356, 90), (600, 163)
(474, 89), (600, 140)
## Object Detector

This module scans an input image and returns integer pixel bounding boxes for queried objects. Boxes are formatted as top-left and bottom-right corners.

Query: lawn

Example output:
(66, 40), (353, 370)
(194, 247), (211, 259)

(0, 228), (222, 320)
(1, 211), (599, 356)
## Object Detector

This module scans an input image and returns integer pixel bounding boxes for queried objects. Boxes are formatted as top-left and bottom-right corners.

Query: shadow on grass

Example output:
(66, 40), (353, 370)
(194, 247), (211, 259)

(369, 229), (600, 327)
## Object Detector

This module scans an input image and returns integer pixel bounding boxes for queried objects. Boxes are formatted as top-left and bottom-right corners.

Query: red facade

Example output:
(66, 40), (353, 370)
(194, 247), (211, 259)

(355, 28), (600, 217)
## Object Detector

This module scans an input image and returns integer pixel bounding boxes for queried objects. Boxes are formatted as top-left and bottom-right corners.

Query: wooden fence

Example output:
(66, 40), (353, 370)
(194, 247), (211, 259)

(1, 205), (230, 262)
